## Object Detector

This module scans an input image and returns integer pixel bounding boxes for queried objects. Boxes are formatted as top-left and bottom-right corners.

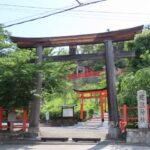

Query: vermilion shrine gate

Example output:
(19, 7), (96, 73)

(10, 25), (143, 138)
(74, 88), (107, 121)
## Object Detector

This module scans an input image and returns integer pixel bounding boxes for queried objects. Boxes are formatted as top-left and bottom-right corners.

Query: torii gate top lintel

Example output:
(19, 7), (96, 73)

(10, 25), (143, 48)
(74, 88), (107, 98)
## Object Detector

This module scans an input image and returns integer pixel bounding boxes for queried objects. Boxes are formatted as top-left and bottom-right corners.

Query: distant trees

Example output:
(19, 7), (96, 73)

(118, 67), (150, 106)
(0, 27), (12, 53)
(126, 29), (150, 71)
(0, 27), (74, 109)
(0, 27), (36, 108)
(0, 50), (35, 108)
(118, 29), (150, 106)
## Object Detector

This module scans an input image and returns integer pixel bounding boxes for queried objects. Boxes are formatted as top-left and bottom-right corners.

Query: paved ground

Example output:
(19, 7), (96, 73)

(1, 114), (150, 149)
(40, 114), (109, 139)
(0, 143), (150, 150)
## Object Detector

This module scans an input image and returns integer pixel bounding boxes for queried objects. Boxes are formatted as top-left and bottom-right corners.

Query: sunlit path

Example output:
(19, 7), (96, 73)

(40, 113), (109, 139)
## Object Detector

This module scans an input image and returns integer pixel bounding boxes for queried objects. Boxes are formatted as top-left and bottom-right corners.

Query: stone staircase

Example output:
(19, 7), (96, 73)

(74, 113), (109, 129)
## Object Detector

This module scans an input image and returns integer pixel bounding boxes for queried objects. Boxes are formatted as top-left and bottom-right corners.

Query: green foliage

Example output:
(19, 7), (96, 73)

(0, 26), (13, 53)
(41, 88), (77, 119)
(0, 27), (35, 108)
(118, 29), (150, 107)
(40, 61), (77, 119)
(118, 67), (150, 106)
(41, 95), (63, 119)
(79, 44), (104, 54)
(0, 50), (35, 108)
(126, 29), (150, 71)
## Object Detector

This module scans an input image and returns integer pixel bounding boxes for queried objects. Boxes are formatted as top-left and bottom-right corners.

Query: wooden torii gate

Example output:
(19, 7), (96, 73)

(10, 25), (143, 138)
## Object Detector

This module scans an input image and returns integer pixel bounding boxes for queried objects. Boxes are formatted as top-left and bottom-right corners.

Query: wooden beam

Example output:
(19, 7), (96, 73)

(115, 50), (135, 58)
(69, 45), (77, 55)
(43, 52), (104, 62)
(10, 25), (143, 48)
(42, 51), (135, 62)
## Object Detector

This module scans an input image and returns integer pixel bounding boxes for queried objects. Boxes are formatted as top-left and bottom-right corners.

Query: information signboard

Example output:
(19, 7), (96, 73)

(62, 108), (73, 117)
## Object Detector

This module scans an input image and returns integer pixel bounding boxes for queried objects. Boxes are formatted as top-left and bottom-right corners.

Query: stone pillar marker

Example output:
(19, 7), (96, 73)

(126, 90), (149, 144)
(137, 90), (148, 128)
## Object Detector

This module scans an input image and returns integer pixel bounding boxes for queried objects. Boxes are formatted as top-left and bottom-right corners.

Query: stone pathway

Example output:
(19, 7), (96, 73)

(0, 143), (150, 150)
(40, 113), (109, 139)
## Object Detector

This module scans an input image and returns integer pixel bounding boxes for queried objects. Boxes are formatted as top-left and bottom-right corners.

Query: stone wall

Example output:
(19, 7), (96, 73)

(48, 117), (78, 126)
(126, 129), (150, 144)
(0, 131), (25, 141)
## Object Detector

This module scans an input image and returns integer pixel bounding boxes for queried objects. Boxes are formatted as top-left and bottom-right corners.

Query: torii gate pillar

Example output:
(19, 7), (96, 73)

(28, 44), (43, 134)
(105, 40), (119, 139)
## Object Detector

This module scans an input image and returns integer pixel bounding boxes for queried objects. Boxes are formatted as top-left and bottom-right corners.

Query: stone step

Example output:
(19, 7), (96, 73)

(75, 113), (109, 129)
(41, 137), (68, 142)
(72, 137), (101, 142)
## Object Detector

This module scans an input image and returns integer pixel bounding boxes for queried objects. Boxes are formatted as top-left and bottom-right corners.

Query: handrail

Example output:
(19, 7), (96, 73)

(119, 104), (150, 132)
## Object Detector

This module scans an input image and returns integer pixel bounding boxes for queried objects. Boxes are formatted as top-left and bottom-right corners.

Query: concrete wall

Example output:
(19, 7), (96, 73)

(126, 129), (150, 144)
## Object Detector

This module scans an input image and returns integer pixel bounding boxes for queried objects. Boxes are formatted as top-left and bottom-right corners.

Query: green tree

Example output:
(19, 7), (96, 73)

(0, 50), (35, 108)
(0, 27), (35, 108)
(0, 26), (13, 53)
(117, 29), (150, 106)
(118, 67), (150, 106)
(126, 29), (150, 71)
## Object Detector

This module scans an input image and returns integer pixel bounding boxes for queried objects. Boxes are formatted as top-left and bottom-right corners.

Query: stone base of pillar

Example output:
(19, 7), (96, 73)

(27, 127), (40, 138)
(107, 121), (120, 139)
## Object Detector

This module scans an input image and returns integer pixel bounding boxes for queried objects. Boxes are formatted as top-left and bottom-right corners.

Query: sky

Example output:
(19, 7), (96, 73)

(0, 0), (150, 37)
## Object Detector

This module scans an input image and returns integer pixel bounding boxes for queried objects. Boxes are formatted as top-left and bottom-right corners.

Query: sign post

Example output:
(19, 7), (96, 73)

(8, 110), (16, 131)
(137, 90), (148, 128)
(45, 112), (49, 123)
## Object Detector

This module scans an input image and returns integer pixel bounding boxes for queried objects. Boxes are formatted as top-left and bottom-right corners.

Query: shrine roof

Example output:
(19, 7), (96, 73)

(10, 25), (143, 48)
